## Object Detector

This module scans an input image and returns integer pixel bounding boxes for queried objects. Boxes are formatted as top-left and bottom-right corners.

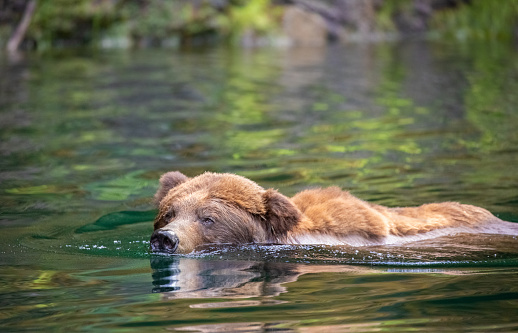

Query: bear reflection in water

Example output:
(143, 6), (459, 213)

(150, 255), (367, 298)
(151, 256), (296, 297)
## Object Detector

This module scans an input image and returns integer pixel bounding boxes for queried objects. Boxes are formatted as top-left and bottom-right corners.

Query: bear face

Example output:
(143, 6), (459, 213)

(151, 171), (301, 254)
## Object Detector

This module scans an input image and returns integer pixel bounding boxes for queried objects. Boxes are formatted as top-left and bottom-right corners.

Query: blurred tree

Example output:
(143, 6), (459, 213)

(27, 0), (122, 49)
(431, 0), (518, 41)
(1, 0), (516, 50)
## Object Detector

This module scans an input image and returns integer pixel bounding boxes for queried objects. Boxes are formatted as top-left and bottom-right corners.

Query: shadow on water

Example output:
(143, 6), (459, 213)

(75, 210), (156, 233)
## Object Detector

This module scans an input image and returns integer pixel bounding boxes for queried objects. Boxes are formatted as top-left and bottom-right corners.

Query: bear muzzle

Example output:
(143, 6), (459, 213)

(150, 229), (179, 254)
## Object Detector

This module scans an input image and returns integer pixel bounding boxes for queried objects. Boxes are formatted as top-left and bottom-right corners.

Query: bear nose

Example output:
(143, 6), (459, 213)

(150, 229), (179, 254)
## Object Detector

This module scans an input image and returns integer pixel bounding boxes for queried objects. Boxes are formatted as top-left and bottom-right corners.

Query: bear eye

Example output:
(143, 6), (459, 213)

(164, 210), (175, 220)
(201, 217), (215, 226)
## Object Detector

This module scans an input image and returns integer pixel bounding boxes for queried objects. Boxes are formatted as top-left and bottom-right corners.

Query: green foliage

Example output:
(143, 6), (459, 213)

(376, 0), (413, 31)
(23, 0), (280, 49)
(28, 0), (121, 48)
(431, 0), (518, 41)
(217, 0), (282, 43)
(18, 0), (518, 49)
(124, 1), (220, 43)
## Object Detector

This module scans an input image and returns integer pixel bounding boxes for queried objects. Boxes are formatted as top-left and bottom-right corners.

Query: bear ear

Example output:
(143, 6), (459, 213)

(154, 171), (189, 205)
(262, 189), (301, 241)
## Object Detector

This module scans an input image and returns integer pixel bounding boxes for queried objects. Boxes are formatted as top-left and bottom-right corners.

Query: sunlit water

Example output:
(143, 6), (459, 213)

(1, 40), (518, 332)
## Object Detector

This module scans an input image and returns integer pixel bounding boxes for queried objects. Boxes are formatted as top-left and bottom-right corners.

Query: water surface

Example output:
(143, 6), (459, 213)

(1, 41), (518, 331)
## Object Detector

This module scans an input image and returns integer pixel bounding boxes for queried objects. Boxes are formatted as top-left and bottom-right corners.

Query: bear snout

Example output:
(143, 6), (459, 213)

(150, 229), (179, 254)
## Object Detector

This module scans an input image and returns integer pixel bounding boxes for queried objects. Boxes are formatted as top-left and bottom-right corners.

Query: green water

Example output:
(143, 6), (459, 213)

(1, 41), (518, 332)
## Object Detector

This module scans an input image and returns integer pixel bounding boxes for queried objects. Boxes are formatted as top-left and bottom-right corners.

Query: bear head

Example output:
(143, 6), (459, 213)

(150, 171), (301, 254)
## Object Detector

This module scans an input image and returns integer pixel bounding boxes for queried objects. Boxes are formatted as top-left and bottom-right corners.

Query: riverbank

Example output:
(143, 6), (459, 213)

(1, 0), (517, 51)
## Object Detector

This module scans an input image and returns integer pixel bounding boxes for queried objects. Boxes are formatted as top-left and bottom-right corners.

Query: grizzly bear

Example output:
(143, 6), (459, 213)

(150, 171), (516, 254)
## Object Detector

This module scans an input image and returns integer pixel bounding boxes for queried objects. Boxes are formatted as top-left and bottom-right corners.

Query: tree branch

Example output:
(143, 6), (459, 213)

(7, 0), (37, 52)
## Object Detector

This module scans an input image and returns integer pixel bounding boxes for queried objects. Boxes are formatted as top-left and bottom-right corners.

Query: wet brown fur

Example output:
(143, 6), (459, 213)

(153, 171), (504, 253)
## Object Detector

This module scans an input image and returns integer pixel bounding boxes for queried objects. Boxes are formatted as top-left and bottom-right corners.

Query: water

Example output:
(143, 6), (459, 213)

(1, 40), (518, 332)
